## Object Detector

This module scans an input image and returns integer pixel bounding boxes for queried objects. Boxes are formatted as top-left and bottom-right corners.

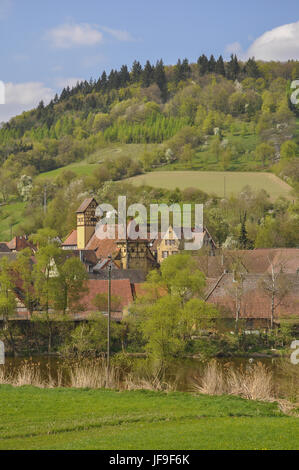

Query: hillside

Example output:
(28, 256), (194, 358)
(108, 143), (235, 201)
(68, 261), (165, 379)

(1, 55), (299, 247)
(127, 171), (293, 200)
(1, 55), (299, 177)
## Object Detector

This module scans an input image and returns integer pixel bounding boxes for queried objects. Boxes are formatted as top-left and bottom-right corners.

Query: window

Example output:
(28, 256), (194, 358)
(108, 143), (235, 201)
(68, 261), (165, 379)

(162, 251), (168, 258)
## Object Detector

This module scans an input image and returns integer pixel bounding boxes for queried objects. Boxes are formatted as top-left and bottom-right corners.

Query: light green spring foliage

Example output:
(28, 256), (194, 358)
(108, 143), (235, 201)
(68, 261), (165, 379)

(0, 257), (16, 321)
(133, 254), (219, 361)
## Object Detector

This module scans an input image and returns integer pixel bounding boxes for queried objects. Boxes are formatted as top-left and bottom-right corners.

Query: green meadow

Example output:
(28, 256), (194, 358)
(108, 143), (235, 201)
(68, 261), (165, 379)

(0, 386), (297, 450)
(0, 201), (26, 241)
(37, 144), (160, 180)
(127, 171), (293, 200)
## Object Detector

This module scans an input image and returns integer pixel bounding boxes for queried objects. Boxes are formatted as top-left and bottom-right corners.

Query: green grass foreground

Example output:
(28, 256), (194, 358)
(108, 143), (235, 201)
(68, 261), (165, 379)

(0, 386), (298, 450)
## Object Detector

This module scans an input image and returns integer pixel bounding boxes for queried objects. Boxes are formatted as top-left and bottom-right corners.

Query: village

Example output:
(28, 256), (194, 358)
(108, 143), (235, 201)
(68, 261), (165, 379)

(0, 196), (298, 330)
(1, 3), (299, 449)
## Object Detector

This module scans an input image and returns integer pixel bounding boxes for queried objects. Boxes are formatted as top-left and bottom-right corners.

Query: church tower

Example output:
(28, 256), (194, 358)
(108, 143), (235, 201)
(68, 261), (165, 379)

(116, 239), (159, 272)
(76, 198), (98, 249)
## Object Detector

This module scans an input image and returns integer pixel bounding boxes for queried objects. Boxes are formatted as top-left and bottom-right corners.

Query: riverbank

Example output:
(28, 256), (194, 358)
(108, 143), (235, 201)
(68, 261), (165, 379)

(0, 385), (298, 450)
(2, 355), (298, 400)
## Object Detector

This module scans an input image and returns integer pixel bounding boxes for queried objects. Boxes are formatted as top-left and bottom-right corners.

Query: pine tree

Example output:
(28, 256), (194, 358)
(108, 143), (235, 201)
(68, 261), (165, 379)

(174, 59), (183, 84)
(101, 71), (107, 91)
(142, 60), (154, 87)
(238, 213), (249, 249)
(215, 55), (225, 76)
(131, 60), (143, 82)
(154, 59), (168, 102)
(197, 54), (209, 76)
(245, 57), (260, 78)
(227, 54), (240, 80)
(108, 69), (121, 89)
(119, 65), (130, 87)
(60, 88), (67, 100)
(208, 55), (216, 73)
(181, 58), (191, 79)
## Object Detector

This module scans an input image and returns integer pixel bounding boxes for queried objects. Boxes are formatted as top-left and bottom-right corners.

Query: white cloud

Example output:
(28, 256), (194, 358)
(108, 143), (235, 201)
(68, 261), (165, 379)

(45, 22), (135, 48)
(101, 26), (134, 42)
(0, 0), (13, 20)
(0, 82), (54, 123)
(225, 21), (299, 62)
(247, 21), (299, 61)
(46, 22), (104, 48)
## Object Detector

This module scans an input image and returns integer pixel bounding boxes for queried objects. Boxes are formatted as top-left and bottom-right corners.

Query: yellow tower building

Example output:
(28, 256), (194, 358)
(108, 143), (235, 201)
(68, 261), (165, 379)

(76, 198), (98, 250)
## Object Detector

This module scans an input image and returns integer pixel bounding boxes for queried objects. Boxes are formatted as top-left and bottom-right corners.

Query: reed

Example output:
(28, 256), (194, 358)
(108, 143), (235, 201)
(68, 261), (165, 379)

(0, 358), (297, 413)
(191, 361), (275, 401)
(191, 360), (226, 395)
(226, 362), (274, 401)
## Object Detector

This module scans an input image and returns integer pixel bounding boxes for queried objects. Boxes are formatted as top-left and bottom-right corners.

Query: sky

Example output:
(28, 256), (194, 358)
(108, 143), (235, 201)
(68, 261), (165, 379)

(1, 0), (299, 121)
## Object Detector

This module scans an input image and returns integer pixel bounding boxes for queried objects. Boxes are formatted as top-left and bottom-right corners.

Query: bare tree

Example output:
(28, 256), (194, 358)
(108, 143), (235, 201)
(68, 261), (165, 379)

(260, 257), (290, 329)
(225, 256), (246, 332)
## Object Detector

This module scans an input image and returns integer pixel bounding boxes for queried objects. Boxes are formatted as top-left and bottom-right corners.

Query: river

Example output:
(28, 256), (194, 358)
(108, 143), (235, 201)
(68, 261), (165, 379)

(2, 355), (298, 398)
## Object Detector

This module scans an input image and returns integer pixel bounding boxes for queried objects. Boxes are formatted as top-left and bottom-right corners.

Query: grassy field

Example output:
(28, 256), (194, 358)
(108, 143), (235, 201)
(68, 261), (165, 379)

(127, 171), (293, 200)
(37, 144), (160, 180)
(0, 201), (26, 241)
(0, 386), (297, 450)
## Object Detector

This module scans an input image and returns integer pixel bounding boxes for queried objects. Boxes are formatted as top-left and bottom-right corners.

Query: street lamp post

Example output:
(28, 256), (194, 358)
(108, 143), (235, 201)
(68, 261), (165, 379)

(106, 255), (112, 386)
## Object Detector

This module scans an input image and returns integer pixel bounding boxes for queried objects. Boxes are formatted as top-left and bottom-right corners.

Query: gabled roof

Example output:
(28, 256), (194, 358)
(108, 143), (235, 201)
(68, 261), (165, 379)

(206, 273), (299, 318)
(6, 236), (33, 252)
(86, 234), (120, 259)
(76, 197), (98, 213)
(93, 258), (119, 271)
(224, 249), (299, 275)
(151, 227), (214, 251)
(62, 230), (77, 247)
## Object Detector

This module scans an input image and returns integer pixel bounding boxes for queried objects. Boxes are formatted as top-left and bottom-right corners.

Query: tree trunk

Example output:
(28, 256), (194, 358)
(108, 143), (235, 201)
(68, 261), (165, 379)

(47, 319), (52, 353)
(271, 291), (275, 330)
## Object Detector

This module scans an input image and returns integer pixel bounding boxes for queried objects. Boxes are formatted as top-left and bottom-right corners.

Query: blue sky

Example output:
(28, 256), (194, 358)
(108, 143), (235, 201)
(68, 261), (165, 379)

(1, 0), (299, 121)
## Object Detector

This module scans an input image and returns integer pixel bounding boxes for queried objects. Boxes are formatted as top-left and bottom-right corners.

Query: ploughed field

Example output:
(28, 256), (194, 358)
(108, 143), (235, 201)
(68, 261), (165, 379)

(127, 171), (292, 200)
(0, 386), (298, 450)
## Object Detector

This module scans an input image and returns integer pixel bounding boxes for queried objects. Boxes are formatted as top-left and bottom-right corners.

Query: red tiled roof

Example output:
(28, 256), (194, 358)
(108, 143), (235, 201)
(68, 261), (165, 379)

(78, 279), (134, 316)
(62, 230), (77, 247)
(86, 233), (120, 259)
(195, 255), (224, 278)
(6, 236), (33, 252)
(76, 197), (97, 213)
(193, 249), (299, 277)
(225, 249), (299, 274)
(206, 273), (299, 318)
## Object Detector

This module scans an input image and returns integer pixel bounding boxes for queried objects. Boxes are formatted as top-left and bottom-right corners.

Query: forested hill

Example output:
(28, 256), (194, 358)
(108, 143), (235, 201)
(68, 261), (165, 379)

(1, 55), (299, 178)
(1, 55), (299, 246)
